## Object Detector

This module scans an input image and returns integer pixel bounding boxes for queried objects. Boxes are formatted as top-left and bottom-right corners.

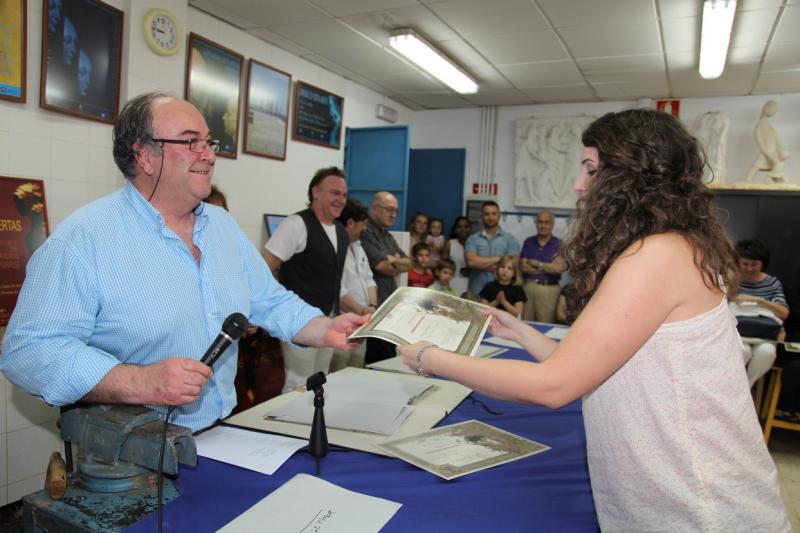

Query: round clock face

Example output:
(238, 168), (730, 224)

(144, 10), (181, 55)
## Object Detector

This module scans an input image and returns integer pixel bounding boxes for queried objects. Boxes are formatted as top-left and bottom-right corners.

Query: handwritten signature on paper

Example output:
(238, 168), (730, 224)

(299, 508), (336, 532)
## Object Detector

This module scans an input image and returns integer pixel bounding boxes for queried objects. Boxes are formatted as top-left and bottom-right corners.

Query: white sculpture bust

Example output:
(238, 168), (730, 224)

(744, 100), (790, 183)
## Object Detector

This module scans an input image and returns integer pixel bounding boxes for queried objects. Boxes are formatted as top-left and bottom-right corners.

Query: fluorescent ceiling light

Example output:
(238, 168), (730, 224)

(389, 29), (478, 94)
(699, 0), (737, 79)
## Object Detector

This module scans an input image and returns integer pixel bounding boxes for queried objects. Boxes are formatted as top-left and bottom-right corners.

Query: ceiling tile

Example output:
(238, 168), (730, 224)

(303, 54), (358, 78)
(470, 31), (568, 65)
(426, 0), (550, 38)
(498, 61), (584, 87)
(268, 18), (367, 51)
(660, 16), (698, 54)
(727, 46), (765, 65)
(520, 84), (597, 102)
(190, 0), (262, 29)
(325, 45), (419, 75)
(246, 29), (314, 56)
(671, 74), (755, 97)
(463, 88), (534, 106)
(771, 5), (800, 44)
(192, 0), (329, 28)
(591, 79), (670, 100)
(657, 0), (700, 20)
(538, 0), (656, 27)
(763, 42), (800, 71)
(752, 70), (800, 93)
(731, 8), (780, 49)
(458, 64), (512, 90)
(399, 92), (475, 108)
(666, 51), (696, 74)
(578, 54), (666, 81)
(340, 5), (461, 45)
(366, 71), (447, 92)
(310, 0), (421, 17)
(560, 20), (662, 59)
(433, 39), (494, 70)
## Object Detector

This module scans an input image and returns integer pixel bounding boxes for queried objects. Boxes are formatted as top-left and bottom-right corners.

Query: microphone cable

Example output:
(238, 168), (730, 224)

(147, 147), (166, 203)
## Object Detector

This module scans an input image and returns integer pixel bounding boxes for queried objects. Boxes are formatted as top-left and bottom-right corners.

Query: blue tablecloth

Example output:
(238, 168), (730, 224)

(128, 325), (598, 532)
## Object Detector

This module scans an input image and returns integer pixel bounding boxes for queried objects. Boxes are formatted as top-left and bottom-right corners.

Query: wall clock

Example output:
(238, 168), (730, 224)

(143, 9), (181, 56)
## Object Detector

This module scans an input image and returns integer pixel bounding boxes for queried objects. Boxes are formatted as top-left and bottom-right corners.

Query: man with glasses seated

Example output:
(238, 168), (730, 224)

(0, 93), (366, 433)
(360, 191), (411, 363)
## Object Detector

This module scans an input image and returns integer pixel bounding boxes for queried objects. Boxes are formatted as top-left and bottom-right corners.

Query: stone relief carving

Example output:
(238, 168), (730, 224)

(692, 111), (730, 184)
(514, 116), (595, 209)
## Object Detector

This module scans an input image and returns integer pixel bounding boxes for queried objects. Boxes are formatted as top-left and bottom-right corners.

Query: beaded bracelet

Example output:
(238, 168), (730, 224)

(415, 343), (437, 377)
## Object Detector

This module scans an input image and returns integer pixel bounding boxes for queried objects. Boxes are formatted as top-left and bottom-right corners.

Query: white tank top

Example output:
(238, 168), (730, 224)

(583, 297), (790, 532)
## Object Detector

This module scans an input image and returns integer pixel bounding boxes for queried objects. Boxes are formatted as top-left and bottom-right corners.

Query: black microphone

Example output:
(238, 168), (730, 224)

(200, 312), (249, 367)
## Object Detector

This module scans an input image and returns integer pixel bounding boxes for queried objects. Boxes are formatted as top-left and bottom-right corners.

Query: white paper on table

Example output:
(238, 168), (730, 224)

(544, 326), (568, 340)
(266, 371), (432, 435)
(218, 473), (402, 533)
(481, 336), (524, 350)
(194, 426), (307, 475)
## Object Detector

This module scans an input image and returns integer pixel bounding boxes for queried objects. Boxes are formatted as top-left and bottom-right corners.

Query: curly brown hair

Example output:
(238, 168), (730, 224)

(563, 108), (738, 314)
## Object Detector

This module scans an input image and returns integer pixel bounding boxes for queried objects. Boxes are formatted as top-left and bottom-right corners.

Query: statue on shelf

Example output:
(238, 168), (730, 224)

(744, 100), (790, 183)
(692, 111), (730, 184)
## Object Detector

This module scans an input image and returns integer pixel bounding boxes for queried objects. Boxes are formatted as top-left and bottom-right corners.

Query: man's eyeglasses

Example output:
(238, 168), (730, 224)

(150, 138), (221, 153)
(378, 204), (398, 213)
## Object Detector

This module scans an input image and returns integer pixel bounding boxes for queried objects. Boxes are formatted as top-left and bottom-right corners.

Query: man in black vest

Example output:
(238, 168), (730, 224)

(264, 167), (349, 391)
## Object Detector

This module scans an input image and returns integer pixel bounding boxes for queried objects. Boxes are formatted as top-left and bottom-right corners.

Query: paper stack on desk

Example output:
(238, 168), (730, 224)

(218, 474), (401, 533)
(225, 367), (471, 457)
(266, 371), (432, 435)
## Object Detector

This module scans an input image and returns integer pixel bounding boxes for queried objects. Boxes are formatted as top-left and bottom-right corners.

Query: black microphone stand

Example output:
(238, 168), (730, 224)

(306, 372), (328, 476)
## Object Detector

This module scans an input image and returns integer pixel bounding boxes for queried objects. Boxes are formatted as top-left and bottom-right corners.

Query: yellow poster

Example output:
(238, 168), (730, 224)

(0, 0), (24, 99)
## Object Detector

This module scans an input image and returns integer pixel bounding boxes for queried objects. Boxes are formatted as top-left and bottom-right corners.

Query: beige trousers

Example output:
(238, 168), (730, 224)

(522, 281), (560, 323)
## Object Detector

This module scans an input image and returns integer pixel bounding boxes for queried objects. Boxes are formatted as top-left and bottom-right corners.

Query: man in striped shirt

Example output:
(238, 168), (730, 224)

(0, 93), (366, 432)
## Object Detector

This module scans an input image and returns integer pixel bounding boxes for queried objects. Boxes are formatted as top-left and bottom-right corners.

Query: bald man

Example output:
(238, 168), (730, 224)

(520, 210), (566, 323)
(359, 191), (411, 363)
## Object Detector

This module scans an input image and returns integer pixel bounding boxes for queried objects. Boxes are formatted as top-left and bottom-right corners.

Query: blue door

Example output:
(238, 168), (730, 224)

(408, 148), (466, 235)
(344, 126), (410, 231)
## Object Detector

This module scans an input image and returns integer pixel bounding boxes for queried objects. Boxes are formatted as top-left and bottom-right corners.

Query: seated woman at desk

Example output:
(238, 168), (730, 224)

(735, 238), (789, 386)
(398, 109), (790, 531)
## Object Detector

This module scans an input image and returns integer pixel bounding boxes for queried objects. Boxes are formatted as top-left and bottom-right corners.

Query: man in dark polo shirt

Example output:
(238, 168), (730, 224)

(520, 210), (566, 323)
(264, 167), (349, 390)
(360, 191), (411, 363)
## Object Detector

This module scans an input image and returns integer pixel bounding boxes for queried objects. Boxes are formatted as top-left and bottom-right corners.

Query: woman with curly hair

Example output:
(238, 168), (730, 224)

(398, 109), (789, 531)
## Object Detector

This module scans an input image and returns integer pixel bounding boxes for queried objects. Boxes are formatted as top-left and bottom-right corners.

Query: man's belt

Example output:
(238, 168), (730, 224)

(527, 279), (559, 286)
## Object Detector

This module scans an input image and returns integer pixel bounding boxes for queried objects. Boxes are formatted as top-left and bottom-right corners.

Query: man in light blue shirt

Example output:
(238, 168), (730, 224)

(465, 201), (520, 294)
(0, 93), (366, 432)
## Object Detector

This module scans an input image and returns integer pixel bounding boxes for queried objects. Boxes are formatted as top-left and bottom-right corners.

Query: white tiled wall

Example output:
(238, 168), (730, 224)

(0, 365), (61, 507)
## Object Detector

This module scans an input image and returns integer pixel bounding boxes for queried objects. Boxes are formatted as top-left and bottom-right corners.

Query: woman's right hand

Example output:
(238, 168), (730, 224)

(483, 307), (522, 342)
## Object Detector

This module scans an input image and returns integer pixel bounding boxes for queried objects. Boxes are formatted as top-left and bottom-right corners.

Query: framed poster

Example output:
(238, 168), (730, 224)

(0, 177), (49, 325)
(185, 33), (244, 159)
(40, 0), (123, 124)
(243, 59), (291, 160)
(0, 0), (26, 102)
(292, 81), (344, 150)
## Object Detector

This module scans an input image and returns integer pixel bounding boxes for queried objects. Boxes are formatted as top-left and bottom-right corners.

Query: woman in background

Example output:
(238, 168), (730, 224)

(399, 109), (789, 531)
(448, 216), (472, 294)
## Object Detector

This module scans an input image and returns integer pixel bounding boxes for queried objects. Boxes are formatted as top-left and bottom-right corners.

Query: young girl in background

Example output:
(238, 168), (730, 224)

(479, 255), (526, 317)
(426, 218), (449, 262)
(408, 242), (434, 288)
